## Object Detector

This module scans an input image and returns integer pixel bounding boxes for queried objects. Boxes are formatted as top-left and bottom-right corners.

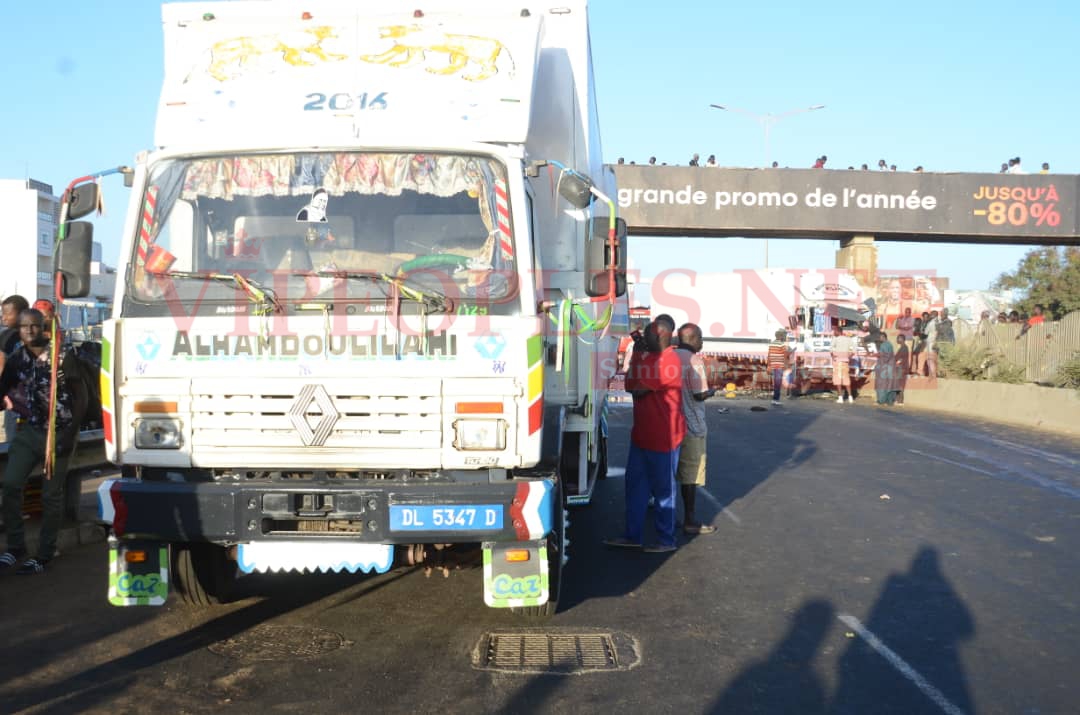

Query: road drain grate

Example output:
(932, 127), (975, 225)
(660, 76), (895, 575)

(474, 629), (639, 674)
(208, 624), (348, 661)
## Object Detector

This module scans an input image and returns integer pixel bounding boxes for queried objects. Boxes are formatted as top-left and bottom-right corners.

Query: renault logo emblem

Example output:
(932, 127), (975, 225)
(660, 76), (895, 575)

(289, 385), (340, 447)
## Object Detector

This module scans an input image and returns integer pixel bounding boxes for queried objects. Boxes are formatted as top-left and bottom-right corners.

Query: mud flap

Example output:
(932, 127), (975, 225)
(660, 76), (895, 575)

(108, 536), (169, 606)
(482, 540), (548, 608)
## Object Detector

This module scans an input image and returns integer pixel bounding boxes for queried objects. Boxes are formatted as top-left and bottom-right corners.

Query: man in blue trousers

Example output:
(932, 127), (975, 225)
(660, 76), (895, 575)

(605, 320), (685, 553)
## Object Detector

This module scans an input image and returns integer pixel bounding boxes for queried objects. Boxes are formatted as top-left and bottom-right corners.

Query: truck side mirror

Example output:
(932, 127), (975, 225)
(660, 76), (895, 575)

(558, 172), (594, 209)
(66, 183), (100, 220)
(584, 217), (627, 297)
(55, 222), (94, 298)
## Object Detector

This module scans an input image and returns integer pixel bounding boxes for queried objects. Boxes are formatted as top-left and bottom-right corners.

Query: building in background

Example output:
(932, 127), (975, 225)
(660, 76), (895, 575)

(943, 288), (1015, 326)
(0, 177), (61, 303)
(0, 178), (115, 335)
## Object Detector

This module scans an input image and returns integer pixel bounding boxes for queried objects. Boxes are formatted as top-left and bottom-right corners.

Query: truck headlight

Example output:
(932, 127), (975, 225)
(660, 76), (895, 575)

(134, 418), (183, 449)
(453, 419), (506, 451)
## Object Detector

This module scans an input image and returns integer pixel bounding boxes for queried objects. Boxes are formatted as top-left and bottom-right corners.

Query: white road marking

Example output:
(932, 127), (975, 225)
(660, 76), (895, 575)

(838, 614), (967, 715)
(907, 449), (997, 476)
(907, 443), (1080, 499)
(604, 468), (740, 524)
(699, 487), (741, 524)
(981, 436), (1080, 469)
(835, 409), (1080, 496)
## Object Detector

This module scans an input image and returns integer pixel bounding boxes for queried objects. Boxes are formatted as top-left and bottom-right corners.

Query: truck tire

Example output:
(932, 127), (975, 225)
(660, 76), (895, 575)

(514, 480), (564, 618)
(172, 543), (236, 607)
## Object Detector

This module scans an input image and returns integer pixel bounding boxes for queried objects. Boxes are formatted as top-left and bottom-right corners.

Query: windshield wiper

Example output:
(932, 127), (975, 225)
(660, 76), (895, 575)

(154, 271), (283, 315)
(314, 270), (454, 313)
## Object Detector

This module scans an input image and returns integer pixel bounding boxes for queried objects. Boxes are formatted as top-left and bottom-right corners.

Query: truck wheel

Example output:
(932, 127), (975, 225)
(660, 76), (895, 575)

(172, 543), (236, 606)
(515, 481), (564, 618)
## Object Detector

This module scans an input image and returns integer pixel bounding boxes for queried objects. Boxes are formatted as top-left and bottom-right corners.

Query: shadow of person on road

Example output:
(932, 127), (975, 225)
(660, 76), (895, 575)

(495, 672), (568, 715)
(709, 599), (834, 714)
(697, 398), (819, 513)
(559, 401), (823, 612)
(830, 546), (975, 715)
(557, 482), (671, 611)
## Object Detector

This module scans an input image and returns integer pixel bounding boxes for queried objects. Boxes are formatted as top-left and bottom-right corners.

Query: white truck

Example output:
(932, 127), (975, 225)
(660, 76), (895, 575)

(646, 268), (873, 387)
(55, 0), (625, 615)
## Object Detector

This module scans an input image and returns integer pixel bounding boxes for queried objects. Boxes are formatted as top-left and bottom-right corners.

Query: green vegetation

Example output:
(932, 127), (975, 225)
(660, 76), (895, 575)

(1052, 353), (1080, 390)
(993, 247), (1080, 318)
(937, 343), (1026, 384)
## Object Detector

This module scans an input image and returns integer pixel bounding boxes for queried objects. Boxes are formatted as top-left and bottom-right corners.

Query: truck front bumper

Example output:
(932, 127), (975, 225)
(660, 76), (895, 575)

(98, 478), (554, 545)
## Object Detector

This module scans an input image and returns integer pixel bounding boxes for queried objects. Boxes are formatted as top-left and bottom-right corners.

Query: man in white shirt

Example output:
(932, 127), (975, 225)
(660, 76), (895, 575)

(830, 326), (855, 404)
(674, 323), (717, 534)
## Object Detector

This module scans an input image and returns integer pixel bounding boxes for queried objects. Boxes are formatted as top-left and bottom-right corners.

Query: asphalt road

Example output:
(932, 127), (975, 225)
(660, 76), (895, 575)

(1, 395), (1077, 715)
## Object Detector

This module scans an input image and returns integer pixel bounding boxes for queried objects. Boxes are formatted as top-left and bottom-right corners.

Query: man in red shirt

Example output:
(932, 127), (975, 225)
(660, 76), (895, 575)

(605, 320), (685, 552)
(1017, 304), (1046, 339)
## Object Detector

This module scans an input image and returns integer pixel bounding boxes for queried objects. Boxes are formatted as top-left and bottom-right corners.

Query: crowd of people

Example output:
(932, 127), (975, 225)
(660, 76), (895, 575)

(980, 304), (1046, 335)
(998, 157), (1052, 174)
(846, 307), (958, 406)
(601, 306), (966, 551)
(0, 294), (84, 577)
(600, 296), (1057, 550)
(614, 154), (1054, 174)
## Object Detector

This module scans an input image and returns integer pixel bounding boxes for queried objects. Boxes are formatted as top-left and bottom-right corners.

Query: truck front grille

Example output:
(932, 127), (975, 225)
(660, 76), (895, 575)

(189, 377), (443, 453)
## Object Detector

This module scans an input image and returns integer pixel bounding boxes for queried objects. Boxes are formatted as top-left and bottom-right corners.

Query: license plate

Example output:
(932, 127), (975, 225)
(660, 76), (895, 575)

(389, 505), (503, 531)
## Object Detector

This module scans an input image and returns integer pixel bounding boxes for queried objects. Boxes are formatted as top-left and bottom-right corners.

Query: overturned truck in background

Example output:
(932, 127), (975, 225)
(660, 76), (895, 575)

(646, 268), (876, 391)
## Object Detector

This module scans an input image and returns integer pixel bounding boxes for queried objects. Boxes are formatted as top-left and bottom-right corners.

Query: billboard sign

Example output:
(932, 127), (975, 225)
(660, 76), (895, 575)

(613, 166), (1079, 244)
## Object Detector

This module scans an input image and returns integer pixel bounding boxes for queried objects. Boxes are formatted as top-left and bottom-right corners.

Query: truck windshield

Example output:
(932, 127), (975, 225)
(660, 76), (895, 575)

(128, 151), (517, 312)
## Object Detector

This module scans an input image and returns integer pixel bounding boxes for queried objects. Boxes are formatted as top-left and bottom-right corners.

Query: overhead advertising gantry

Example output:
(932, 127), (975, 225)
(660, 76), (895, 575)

(612, 166), (1079, 245)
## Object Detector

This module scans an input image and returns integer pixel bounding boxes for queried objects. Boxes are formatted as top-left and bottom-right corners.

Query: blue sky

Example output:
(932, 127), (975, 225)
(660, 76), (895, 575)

(2, 0), (1076, 291)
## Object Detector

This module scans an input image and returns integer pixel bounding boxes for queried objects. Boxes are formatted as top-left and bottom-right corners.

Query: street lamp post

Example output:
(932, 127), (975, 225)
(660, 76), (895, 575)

(709, 103), (825, 168)
(709, 103), (825, 268)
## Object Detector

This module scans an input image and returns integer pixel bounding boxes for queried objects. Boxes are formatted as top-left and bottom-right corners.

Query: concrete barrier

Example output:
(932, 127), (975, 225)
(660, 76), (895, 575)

(900, 378), (1080, 437)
